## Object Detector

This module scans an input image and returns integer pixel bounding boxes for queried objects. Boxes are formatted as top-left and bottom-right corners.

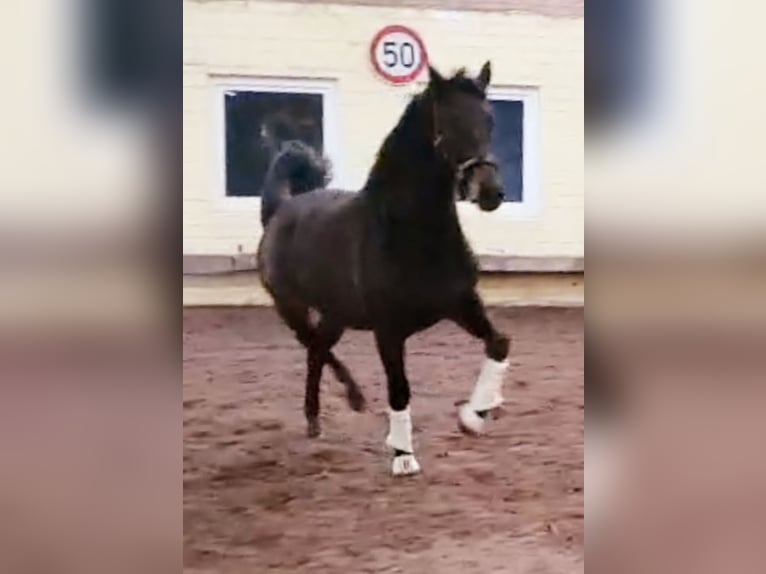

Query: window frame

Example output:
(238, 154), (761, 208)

(211, 76), (343, 210)
(483, 85), (541, 220)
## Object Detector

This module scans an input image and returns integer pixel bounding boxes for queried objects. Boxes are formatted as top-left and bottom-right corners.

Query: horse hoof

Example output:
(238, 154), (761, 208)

(391, 454), (421, 476)
(307, 419), (321, 438)
(347, 389), (367, 412)
(458, 404), (486, 436)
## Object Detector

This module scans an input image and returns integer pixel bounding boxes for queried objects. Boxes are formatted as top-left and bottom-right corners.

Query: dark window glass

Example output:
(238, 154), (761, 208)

(489, 99), (524, 202)
(224, 91), (323, 197)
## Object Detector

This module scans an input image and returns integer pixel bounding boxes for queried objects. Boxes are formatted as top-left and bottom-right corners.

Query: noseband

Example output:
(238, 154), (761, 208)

(455, 157), (499, 200)
(429, 99), (498, 200)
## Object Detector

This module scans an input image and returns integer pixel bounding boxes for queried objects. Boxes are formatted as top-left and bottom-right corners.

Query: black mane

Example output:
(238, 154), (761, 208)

(361, 90), (454, 218)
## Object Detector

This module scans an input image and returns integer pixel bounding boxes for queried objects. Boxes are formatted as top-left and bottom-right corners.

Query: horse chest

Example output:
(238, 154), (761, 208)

(366, 256), (477, 319)
(410, 269), (473, 304)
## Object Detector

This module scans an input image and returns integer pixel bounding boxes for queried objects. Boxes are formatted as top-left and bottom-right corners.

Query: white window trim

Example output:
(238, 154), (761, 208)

(210, 76), (343, 211)
(484, 85), (541, 220)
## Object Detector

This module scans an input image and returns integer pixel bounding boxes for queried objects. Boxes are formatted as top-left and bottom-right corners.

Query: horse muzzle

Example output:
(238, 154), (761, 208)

(476, 187), (504, 212)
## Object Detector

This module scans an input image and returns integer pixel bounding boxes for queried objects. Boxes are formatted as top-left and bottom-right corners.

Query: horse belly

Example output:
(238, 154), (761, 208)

(263, 193), (371, 328)
(307, 274), (371, 329)
(282, 241), (366, 327)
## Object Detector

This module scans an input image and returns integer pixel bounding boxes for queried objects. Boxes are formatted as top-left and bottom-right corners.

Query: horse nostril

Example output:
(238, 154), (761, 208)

(497, 191), (504, 201)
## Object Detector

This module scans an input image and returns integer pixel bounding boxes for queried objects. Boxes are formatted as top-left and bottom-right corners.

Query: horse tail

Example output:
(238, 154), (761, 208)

(260, 140), (332, 227)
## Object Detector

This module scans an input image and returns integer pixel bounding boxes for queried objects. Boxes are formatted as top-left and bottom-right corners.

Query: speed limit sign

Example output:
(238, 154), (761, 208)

(370, 25), (428, 85)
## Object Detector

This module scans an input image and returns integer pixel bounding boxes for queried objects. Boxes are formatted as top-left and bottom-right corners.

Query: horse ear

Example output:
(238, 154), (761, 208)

(477, 60), (492, 90)
(428, 65), (447, 94)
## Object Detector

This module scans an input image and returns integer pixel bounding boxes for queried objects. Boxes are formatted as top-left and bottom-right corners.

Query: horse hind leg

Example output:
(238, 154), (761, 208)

(304, 347), (323, 437)
(273, 300), (324, 436)
(274, 300), (364, 436)
(303, 318), (366, 435)
(314, 319), (366, 413)
(325, 353), (366, 412)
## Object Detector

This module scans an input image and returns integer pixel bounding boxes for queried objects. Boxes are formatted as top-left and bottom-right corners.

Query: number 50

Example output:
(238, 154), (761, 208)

(383, 41), (416, 69)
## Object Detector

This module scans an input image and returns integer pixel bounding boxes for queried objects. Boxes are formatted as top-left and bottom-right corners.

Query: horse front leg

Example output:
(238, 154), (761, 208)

(451, 291), (511, 435)
(374, 330), (420, 476)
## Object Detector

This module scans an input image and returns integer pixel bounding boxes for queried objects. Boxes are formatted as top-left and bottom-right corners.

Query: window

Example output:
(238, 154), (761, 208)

(214, 79), (340, 201)
(490, 99), (524, 202)
(488, 87), (540, 217)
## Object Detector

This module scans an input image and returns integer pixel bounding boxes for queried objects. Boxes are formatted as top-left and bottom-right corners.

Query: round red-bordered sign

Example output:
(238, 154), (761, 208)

(370, 25), (428, 85)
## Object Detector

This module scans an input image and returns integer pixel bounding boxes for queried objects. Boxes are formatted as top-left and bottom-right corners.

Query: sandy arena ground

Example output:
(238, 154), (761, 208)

(184, 307), (583, 573)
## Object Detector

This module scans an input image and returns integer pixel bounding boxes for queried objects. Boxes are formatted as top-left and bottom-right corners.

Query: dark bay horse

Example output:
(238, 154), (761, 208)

(257, 62), (511, 475)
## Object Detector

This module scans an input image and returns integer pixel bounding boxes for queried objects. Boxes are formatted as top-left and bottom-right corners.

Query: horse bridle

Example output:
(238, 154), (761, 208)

(430, 99), (498, 200)
(455, 156), (499, 200)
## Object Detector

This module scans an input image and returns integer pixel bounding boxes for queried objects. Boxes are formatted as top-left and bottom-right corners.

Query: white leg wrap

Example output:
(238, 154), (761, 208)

(386, 407), (414, 453)
(468, 358), (509, 411)
(385, 407), (420, 476)
(459, 358), (509, 434)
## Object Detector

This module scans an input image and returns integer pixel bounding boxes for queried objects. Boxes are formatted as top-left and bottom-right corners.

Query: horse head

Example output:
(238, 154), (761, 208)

(427, 61), (504, 212)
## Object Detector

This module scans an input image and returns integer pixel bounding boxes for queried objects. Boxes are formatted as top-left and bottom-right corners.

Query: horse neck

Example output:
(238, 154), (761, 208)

(362, 99), (459, 226)
(359, 105), (473, 271)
